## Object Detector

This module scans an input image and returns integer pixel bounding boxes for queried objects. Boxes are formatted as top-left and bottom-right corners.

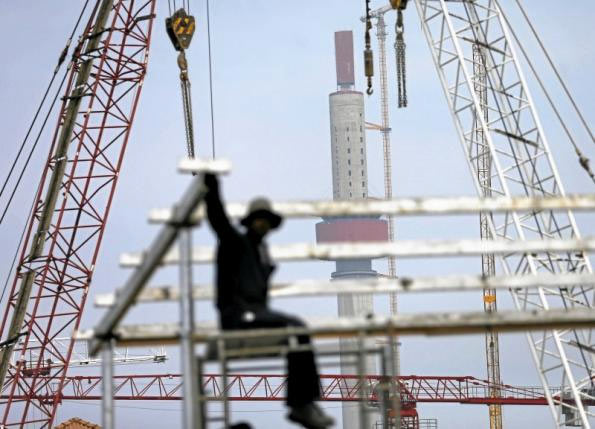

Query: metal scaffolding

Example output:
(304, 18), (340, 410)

(83, 159), (595, 428)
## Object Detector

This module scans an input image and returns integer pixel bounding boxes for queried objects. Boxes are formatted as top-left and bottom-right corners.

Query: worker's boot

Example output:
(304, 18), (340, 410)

(288, 402), (334, 428)
(312, 403), (334, 426)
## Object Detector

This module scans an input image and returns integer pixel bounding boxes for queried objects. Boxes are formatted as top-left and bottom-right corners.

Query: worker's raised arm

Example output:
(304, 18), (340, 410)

(203, 173), (237, 241)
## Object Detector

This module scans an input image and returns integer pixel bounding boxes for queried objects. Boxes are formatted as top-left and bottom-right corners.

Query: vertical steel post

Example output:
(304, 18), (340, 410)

(389, 332), (401, 429)
(218, 338), (230, 428)
(179, 228), (200, 428)
(357, 331), (370, 429)
(380, 346), (391, 429)
(101, 341), (115, 429)
(195, 357), (206, 428)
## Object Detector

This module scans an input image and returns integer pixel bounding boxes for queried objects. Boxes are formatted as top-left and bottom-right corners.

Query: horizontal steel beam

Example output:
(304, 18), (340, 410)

(80, 308), (595, 347)
(94, 273), (595, 307)
(119, 237), (595, 267)
(148, 194), (595, 224)
(89, 160), (230, 357)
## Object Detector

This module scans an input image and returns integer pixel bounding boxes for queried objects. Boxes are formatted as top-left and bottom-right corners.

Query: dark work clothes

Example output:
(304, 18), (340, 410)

(204, 175), (321, 407)
(223, 308), (321, 407)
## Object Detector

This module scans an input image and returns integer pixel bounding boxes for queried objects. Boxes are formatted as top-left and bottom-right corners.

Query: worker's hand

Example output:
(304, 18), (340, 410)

(203, 173), (219, 192)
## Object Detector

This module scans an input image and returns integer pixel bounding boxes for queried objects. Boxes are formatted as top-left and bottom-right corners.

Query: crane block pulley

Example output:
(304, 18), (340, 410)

(166, 8), (196, 52)
(390, 0), (409, 10)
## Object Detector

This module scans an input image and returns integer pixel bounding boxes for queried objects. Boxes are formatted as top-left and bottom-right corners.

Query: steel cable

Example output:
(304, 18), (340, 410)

(0, 0), (94, 223)
(206, 0), (216, 158)
(0, 183), (39, 307)
(0, 69), (70, 225)
(512, 0), (594, 144)
(496, 1), (595, 184)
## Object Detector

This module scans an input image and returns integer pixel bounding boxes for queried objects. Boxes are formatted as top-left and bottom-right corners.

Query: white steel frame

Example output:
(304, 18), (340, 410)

(414, 0), (594, 426)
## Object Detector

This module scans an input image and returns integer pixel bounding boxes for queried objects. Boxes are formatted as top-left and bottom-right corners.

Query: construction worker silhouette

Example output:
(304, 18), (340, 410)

(204, 174), (334, 429)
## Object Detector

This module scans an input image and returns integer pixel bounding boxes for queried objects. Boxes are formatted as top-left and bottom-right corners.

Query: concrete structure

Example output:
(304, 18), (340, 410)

(316, 30), (388, 429)
(329, 91), (369, 201)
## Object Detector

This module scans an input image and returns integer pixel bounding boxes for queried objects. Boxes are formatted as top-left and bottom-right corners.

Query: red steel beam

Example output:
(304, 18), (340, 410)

(0, 2), (156, 427)
(4, 373), (571, 406)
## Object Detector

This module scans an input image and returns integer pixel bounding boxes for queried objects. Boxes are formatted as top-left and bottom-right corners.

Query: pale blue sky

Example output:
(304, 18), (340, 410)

(0, 1), (594, 428)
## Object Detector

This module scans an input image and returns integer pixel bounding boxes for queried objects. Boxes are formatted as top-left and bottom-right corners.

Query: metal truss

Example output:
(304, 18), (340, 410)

(23, 338), (166, 367)
(2, 373), (563, 406)
(414, 0), (594, 426)
(0, 1), (156, 426)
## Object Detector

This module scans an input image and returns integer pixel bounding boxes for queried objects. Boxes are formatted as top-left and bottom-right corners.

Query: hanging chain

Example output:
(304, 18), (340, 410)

(364, 0), (374, 95)
(395, 10), (407, 108)
(178, 52), (195, 159)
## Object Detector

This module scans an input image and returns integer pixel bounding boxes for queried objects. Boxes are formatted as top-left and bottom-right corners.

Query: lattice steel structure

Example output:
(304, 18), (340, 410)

(1, 373), (562, 405)
(414, 0), (594, 426)
(372, 11), (400, 376)
(0, 1), (156, 426)
(473, 41), (503, 429)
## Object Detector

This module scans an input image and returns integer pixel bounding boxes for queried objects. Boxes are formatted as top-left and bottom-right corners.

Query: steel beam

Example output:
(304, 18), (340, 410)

(81, 308), (595, 347)
(119, 237), (595, 266)
(148, 195), (595, 224)
(94, 273), (595, 307)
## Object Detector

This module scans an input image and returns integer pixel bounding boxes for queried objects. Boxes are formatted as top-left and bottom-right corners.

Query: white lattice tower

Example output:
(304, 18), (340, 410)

(374, 12), (400, 376)
(414, 0), (594, 426)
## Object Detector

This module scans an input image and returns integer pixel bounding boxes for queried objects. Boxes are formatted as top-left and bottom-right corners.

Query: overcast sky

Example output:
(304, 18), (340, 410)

(0, 1), (593, 428)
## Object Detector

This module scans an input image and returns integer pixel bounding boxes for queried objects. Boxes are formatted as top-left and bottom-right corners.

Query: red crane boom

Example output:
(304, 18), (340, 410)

(3, 373), (566, 406)
(0, 1), (156, 426)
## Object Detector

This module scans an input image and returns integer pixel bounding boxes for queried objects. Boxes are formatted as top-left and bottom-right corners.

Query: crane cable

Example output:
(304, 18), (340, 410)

(0, 70), (70, 226)
(0, 0), (96, 307)
(495, 0), (595, 184)
(511, 0), (594, 145)
(206, 0), (216, 159)
(0, 184), (39, 307)
(0, 0), (93, 224)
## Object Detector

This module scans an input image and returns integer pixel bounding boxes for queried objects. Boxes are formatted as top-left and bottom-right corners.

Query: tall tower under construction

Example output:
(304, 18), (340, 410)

(316, 30), (389, 429)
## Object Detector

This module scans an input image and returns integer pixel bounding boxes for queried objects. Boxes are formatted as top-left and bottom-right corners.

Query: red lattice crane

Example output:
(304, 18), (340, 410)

(38, 373), (562, 406)
(3, 372), (578, 428)
(0, 1), (157, 426)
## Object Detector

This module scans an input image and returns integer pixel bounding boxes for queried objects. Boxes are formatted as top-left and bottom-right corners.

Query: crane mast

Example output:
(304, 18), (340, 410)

(414, 0), (594, 426)
(0, 1), (156, 426)
(474, 42), (503, 429)
(371, 8), (400, 376)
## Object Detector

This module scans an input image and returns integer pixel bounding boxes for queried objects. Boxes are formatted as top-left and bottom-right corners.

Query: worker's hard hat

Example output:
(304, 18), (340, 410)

(240, 197), (282, 229)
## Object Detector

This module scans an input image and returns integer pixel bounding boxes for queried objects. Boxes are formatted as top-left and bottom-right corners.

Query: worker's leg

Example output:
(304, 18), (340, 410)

(239, 309), (321, 407)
